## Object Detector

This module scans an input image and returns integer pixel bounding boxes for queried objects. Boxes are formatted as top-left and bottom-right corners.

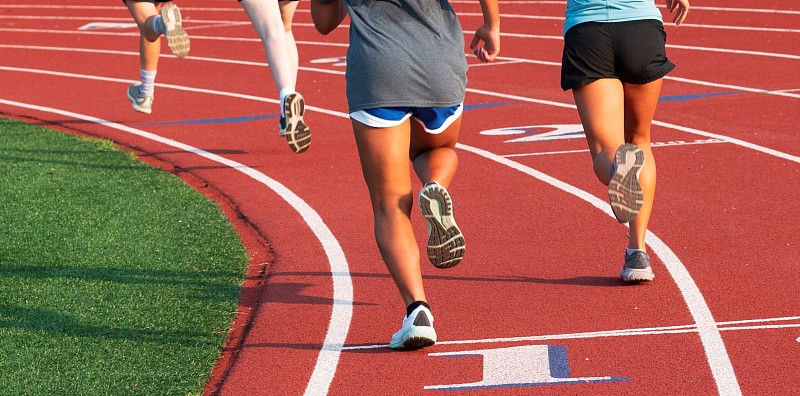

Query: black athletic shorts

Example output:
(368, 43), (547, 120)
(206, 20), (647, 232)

(560, 19), (675, 91)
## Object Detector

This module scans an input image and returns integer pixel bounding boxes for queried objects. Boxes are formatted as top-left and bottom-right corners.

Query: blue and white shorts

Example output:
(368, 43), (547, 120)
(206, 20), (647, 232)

(349, 103), (463, 135)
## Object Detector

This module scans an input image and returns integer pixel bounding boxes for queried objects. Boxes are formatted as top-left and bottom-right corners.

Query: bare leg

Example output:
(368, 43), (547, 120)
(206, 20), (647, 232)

(573, 78), (662, 250)
(409, 116), (462, 188)
(352, 120), (424, 306)
(240, 0), (295, 94)
(279, 0), (299, 84)
(623, 79), (662, 250)
(573, 78), (625, 186)
(126, 1), (162, 71)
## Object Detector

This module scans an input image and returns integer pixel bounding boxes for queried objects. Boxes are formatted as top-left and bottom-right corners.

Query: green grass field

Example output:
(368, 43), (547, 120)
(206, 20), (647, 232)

(0, 118), (248, 395)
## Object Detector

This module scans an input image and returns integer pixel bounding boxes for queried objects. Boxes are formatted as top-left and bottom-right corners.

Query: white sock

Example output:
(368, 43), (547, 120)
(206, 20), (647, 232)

(626, 247), (645, 256)
(140, 69), (157, 97)
(279, 87), (296, 113)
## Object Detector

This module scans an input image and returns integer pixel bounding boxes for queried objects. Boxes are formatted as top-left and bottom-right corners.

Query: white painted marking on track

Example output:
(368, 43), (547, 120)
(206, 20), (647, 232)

(2, 63), (795, 395)
(343, 316), (800, 350)
(465, 87), (800, 164)
(0, 98), (353, 396)
(502, 139), (728, 158)
(5, 28), (794, 393)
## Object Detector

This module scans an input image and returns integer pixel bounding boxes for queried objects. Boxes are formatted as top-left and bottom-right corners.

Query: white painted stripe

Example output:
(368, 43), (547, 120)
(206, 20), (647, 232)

(7, 59), (793, 394)
(503, 139), (727, 158)
(666, 44), (800, 61)
(460, 144), (742, 395)
(8, 3), (800, 16)
(665, 76), (800, 99)
(466, 87), (800, 164)
(0, 98), (353, 396)
(343, 316), (800, 349)
(0, 66), (350, 118)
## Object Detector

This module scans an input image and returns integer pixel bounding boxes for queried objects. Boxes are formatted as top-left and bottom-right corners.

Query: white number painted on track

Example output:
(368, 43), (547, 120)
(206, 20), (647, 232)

(425, 345), (628, 391)
(480, 124), (585, 143)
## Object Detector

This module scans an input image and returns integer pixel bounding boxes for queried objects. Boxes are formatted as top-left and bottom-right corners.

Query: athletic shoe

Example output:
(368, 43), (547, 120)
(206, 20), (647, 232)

(127, 82), (153, 114)
(418, 181), (465, 269)
(160, 3), (190, 58)
(620, 250), (655, 282)
(389, 304), (437, 350)
(608, 143), (645, 223)
(279, 92), (311, 153)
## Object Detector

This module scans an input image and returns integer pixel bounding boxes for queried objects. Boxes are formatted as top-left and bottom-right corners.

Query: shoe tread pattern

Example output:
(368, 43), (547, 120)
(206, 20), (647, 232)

(161, 4), (190, 58)
(609, 144), (645, 223)
(282, 93), (311, 153)
(419, 184), (465, 269)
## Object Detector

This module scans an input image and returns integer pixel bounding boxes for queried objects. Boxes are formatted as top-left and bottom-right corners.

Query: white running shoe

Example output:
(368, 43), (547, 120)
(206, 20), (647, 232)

(608, 143), (645, 223)
(126, 82), (153, 114)
(279, 92), (311, 153)
(160, 3), (190, 58)
(418, 181), (465, 269)
(620, 250), (655, 282)
(389, 304), (437, 350)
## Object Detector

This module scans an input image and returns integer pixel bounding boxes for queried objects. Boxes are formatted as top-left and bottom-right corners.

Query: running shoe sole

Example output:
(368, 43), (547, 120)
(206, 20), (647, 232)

(389, 310), (437, 350)
(160, 3), (190, 58)
(389, 328), (437, 350)
(126, 82), (153, 114)
(608, 144), (645, 223)
(281, 93), (311, 153)
(418, 182), (465, 269)
(620, 267), (655, 282)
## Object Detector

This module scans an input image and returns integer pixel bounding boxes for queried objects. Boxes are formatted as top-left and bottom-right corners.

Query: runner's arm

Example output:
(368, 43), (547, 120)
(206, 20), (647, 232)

(469, 0), (500, 62)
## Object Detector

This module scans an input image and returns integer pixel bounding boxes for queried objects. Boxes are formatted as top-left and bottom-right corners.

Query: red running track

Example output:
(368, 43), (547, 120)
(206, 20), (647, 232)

(1, 0), (799, 394)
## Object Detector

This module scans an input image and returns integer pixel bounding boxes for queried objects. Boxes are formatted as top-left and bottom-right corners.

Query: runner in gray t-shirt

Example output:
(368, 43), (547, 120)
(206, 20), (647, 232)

(311, 0), (500, 350)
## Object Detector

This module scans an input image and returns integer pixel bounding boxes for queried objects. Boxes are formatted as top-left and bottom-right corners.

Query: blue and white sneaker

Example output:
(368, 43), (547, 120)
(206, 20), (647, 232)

(126, 82), (153, 114)
(620, 250), (655, 282)
(608, 143), (645, 223)
(418, 181), (465, 269)
(389, 304), (437, 350)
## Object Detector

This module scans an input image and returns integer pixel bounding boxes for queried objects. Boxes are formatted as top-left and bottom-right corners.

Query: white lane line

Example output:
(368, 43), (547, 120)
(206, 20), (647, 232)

(466, 87), (800, 164)
(457, 143), (742, 395)
(7, 56), (793, 393)
(343, 316), (800, 350)
(4, 43), (797, 99)
(0, 98), (353, 396)
(503, 139), (728, 158)
(6, 3), (800, 16)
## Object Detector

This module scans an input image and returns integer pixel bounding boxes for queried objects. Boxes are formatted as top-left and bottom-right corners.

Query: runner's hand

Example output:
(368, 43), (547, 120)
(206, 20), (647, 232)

(666, 0), (689, 26)
(470, 25), (500, 63)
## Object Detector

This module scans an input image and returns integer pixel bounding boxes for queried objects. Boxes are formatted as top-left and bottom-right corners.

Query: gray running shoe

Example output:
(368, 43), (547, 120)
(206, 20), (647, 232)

(126, 82), (153, 114)
(160, 3), (190, 58)
(279, 92), (311, 153)
(418, 181), (465, 269)
(620, 250), (655, 282)
(389, 304), (436, 350)
(608, 143), (645, 223)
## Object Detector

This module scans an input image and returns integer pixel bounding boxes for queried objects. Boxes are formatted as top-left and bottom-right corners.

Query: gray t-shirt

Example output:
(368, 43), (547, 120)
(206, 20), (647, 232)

(344, 0), (468, 112)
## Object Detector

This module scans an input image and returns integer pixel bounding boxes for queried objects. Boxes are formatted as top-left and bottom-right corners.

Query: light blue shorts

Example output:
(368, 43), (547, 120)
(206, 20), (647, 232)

(349, 103), (463, 135)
